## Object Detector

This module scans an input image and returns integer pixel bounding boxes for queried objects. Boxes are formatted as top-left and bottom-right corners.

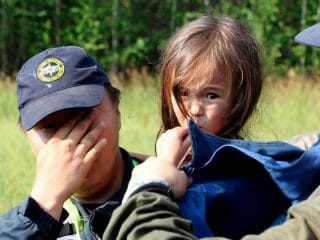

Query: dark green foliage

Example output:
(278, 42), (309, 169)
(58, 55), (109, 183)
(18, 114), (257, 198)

(0, 0), (319, 82)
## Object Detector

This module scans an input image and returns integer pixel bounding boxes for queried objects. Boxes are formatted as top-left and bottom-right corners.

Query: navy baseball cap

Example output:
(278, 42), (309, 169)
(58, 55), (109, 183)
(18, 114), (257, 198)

(17, 46), (110, 130)
(295, 23), (320, 47)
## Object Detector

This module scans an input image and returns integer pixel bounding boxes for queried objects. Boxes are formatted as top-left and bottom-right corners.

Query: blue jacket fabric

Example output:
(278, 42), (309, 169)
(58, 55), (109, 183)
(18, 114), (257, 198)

(179, 121), (320, 238)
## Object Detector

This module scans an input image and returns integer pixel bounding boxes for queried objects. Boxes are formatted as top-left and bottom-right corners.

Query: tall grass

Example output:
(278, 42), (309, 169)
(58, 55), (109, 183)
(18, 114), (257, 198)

(1, 76), (320, 214)
(119, 83), (160, 155)
(0, 83), (35, 213)
(248, 76), (320, 141)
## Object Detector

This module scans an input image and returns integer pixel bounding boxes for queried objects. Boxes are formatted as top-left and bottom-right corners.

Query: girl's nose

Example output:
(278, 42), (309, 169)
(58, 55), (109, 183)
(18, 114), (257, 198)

(188, 99), (204, 117)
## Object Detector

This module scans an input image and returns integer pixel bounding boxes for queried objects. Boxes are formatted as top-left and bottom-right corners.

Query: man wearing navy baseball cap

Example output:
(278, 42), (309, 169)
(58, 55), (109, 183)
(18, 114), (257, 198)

(17, 45), (110, 131)
(0, 46), (139, 239)
(104, 24), (320, 240)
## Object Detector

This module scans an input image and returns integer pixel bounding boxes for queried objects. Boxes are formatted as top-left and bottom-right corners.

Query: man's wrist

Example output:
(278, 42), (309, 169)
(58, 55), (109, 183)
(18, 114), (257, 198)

(123, 179), (174, 203)
(22, 196), (66, 236)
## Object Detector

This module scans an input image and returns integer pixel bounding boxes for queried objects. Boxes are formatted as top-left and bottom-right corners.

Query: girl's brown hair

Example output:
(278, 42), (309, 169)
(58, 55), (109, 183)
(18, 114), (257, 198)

(159, 15), (263, 139)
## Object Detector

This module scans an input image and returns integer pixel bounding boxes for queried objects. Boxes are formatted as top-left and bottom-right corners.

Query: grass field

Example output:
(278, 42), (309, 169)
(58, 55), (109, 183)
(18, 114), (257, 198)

(1, 75), (320, 214)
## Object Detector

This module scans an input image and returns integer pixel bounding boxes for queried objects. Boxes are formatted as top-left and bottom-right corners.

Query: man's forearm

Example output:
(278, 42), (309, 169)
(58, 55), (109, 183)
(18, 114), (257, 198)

(0, 197), (65, 240)
(103, 191), (196, 240)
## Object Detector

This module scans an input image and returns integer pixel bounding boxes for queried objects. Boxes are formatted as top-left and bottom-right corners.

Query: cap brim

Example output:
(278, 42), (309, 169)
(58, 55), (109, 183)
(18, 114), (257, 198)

(20, 84), (105, 130)
(294, 23), (320, 47)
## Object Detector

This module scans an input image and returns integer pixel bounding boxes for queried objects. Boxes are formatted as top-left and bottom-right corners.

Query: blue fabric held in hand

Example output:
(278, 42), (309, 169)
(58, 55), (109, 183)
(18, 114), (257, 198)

(179, 120), (320, 238)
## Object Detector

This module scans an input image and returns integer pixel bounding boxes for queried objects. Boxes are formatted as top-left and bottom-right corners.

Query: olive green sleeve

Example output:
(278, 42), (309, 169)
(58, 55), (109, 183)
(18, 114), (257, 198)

(103, 191), (196, 240)
(104, 188), (320, 240)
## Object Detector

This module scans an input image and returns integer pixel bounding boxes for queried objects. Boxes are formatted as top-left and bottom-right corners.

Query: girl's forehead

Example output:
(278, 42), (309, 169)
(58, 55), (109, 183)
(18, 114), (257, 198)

(177, 68), (227, 90)
(169, 52), (231, 94)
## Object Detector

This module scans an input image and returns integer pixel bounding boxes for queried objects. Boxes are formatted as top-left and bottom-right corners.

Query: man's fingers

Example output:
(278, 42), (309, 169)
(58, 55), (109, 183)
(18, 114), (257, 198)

(73, 121), (106, 158)
(83, 138), (107, 166)
(53, 111), (88, 140)
(66, 113), (95, 145)
(79, 121), (106, 149)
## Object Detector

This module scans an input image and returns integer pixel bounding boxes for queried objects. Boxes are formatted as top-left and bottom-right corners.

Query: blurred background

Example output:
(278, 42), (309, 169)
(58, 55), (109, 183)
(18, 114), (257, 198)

(1, 0), (320, 213)
(1, 0), (319, 78)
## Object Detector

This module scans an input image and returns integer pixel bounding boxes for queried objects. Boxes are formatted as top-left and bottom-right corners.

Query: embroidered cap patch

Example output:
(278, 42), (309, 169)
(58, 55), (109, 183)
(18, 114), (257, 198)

(37, 58), (65, 82)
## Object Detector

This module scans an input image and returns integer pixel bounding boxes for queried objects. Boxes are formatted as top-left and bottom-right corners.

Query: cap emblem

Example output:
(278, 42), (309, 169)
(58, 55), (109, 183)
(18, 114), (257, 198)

(37, 58), (65, 82)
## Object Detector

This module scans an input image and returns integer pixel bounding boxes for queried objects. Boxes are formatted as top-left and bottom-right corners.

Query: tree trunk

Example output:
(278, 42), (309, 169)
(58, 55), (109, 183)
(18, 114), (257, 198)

(312, 0), (320, 64)
(170, 0), (177, 32)
(14, 1), (28, 73)
(300, 0), (307, 71)
(55, 0), (61, 45)
(0, 1), (8, 77)
(111, 0), (119, 75)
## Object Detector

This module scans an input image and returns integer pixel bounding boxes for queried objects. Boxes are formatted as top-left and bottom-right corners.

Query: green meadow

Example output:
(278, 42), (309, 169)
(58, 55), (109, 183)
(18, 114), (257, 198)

(1, 76), (320, 214)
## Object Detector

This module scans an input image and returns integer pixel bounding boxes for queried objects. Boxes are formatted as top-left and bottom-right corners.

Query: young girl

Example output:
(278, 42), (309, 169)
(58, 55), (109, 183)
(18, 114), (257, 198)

(155, 15), (320, 239)
(159, 15), (262, 139)
(156, 15), (266, 237)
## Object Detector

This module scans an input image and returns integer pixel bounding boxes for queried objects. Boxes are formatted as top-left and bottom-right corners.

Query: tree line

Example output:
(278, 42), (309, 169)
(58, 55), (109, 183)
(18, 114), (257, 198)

(1, 0), (319, 83)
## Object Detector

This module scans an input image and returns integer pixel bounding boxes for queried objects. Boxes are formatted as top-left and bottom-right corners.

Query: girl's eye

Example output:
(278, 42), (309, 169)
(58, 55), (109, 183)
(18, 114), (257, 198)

(207, 92), (218, 99)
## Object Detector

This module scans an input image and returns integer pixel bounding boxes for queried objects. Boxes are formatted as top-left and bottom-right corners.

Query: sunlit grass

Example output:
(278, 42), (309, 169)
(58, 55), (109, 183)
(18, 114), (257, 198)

(118, 81), (160, 155)
(248, 76), (320, 141)
(0, 83), (35, 213)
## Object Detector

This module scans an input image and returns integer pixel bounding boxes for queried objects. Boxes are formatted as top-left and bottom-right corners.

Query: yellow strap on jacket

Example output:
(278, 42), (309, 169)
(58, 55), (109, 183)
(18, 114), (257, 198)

(63, 199), (84, 240)
(62, 158), (139, 239)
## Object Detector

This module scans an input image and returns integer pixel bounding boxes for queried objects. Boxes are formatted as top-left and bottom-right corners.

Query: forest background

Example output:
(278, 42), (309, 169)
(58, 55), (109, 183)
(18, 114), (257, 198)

(1, 0), (320, 80)
(1, 0), (320, 213)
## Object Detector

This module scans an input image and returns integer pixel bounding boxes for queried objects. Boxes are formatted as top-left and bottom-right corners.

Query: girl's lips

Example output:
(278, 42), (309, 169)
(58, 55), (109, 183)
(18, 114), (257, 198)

(195, 124), (204, 130)
(195, 124), (208, 133)
(187, 118), (204, 130)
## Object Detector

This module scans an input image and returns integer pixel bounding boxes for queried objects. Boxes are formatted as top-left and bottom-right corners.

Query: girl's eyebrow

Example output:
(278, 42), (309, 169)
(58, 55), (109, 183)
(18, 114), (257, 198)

(201, 84), (226, 93)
